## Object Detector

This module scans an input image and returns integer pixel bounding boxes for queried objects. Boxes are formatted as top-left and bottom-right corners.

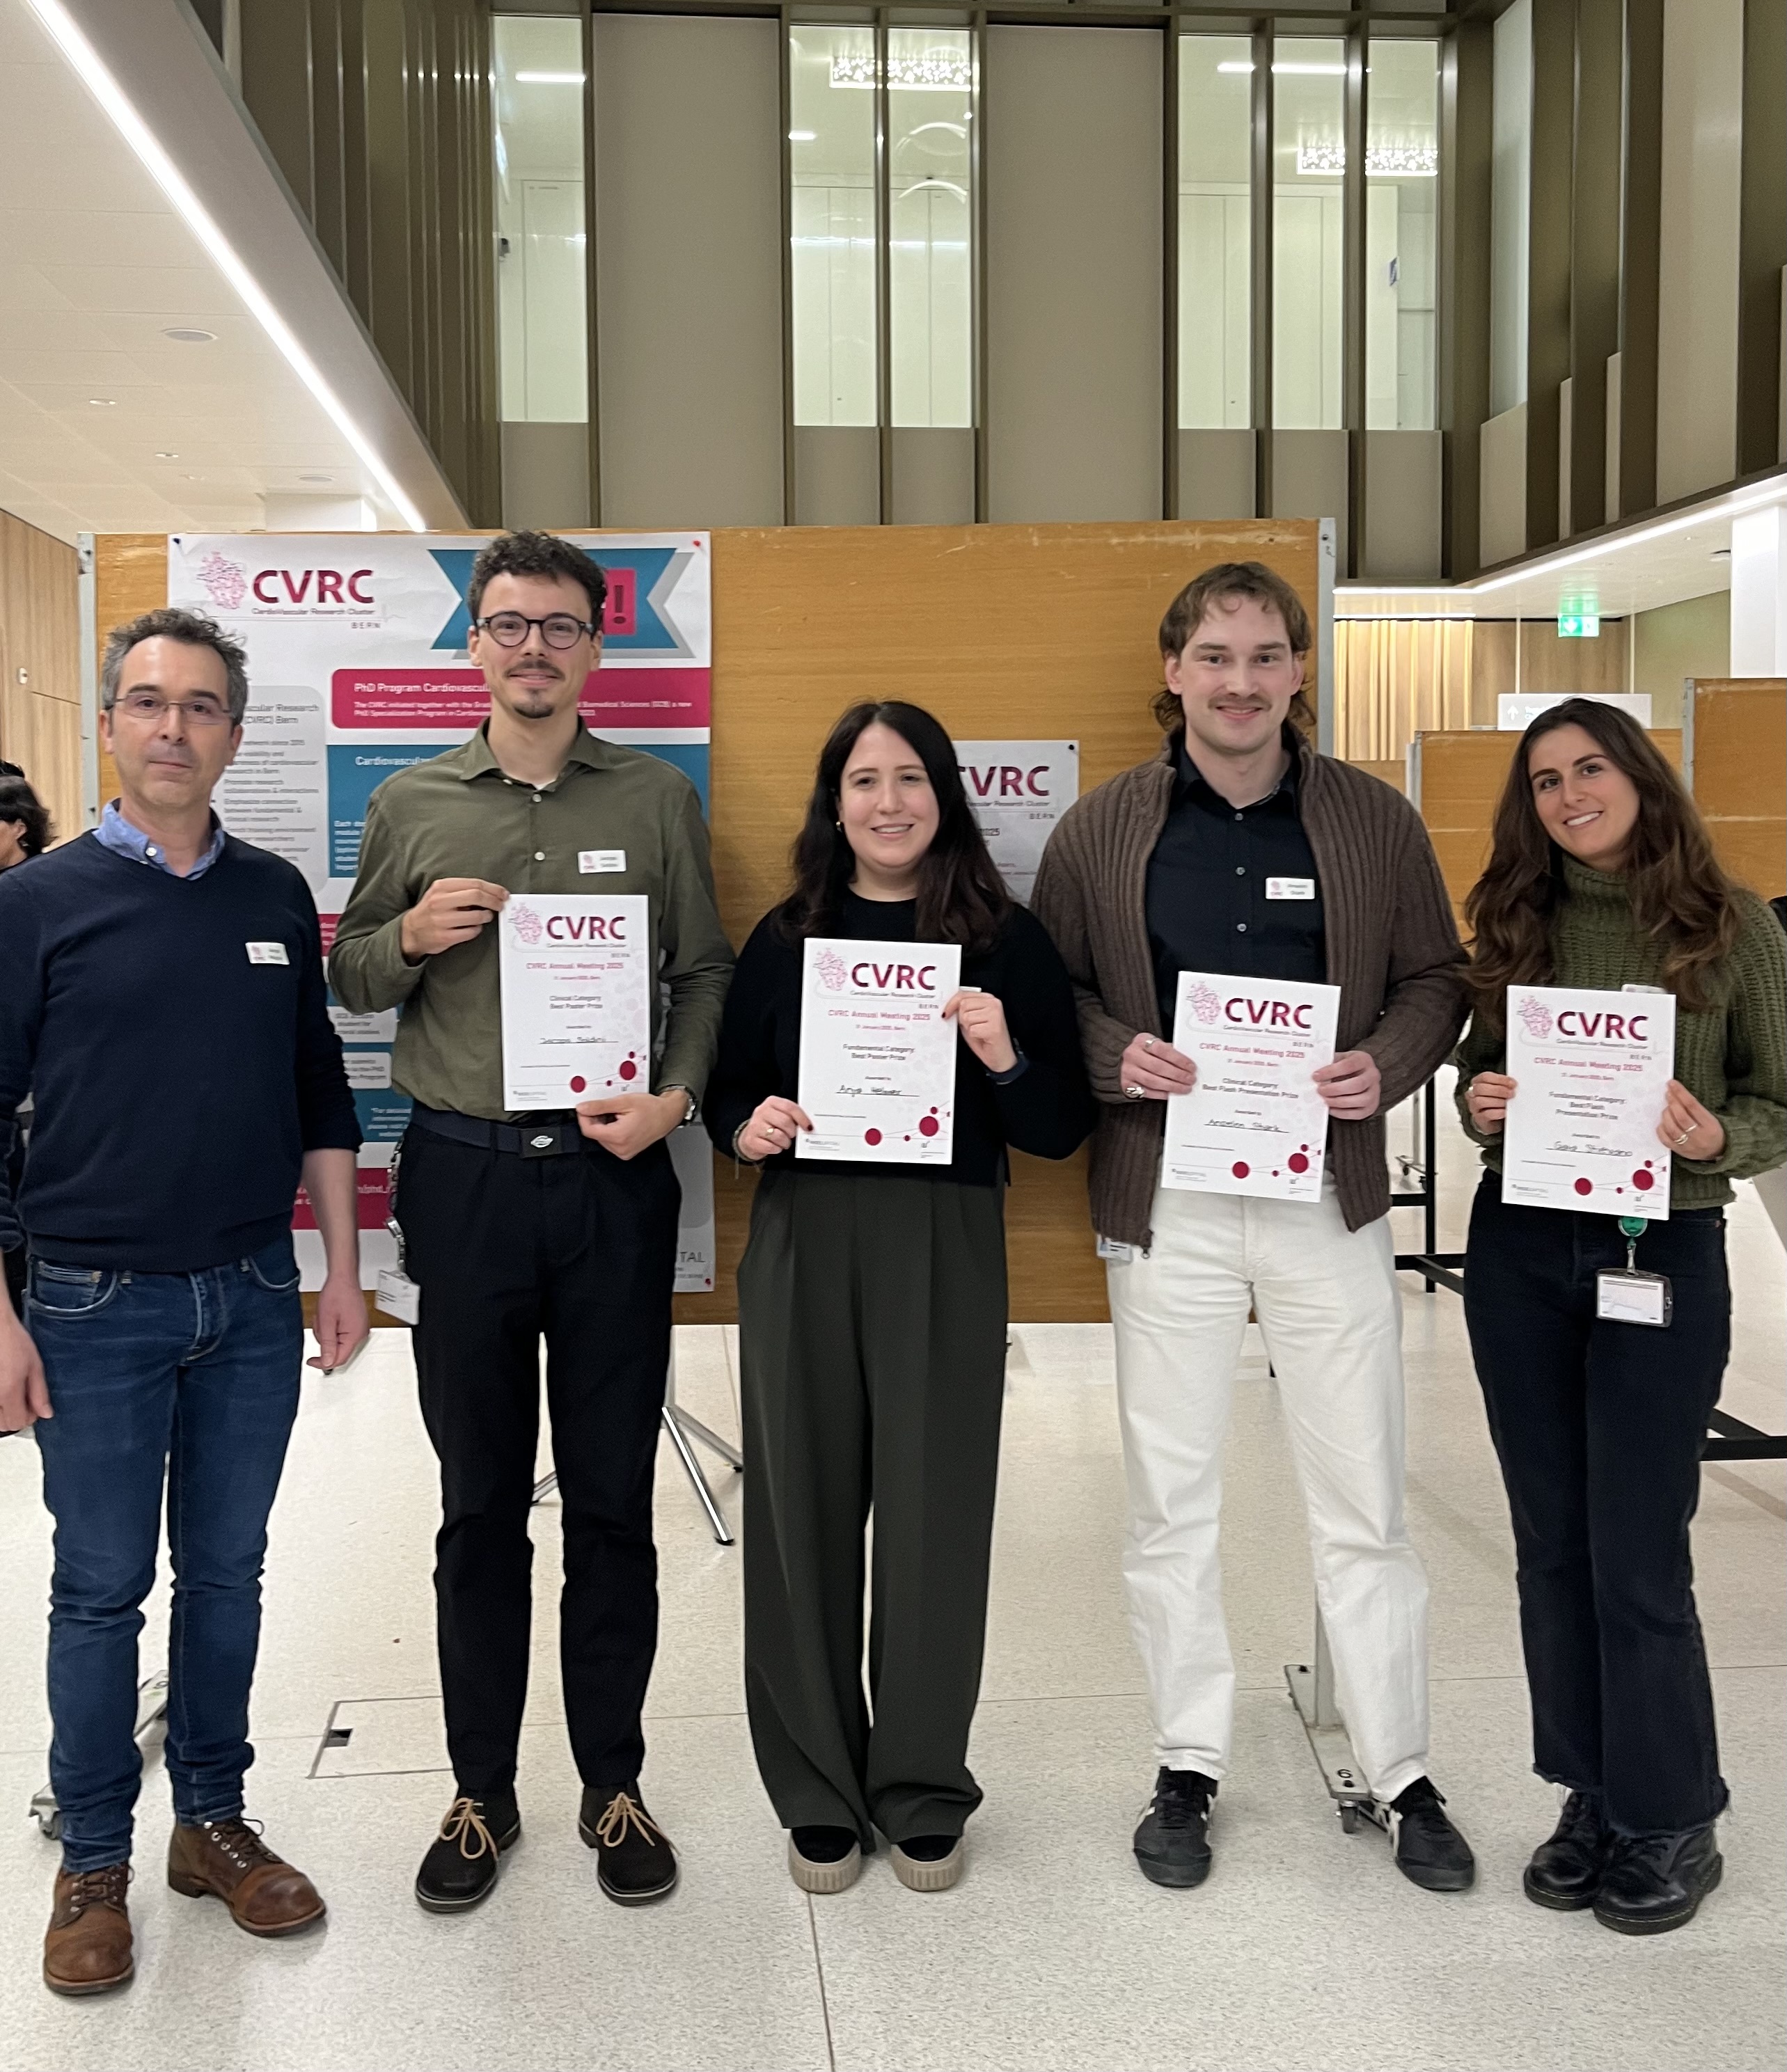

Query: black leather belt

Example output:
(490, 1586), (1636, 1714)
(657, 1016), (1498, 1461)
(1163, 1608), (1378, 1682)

(408, 1104), (581, 1158)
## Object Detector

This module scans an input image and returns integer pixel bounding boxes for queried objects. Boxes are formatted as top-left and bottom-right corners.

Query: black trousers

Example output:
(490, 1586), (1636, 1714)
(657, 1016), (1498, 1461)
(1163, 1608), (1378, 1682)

(396, 1125), (679, 1796)
(737, 1169), (1009, 1848)
(1463, 1174), (1729, 1836)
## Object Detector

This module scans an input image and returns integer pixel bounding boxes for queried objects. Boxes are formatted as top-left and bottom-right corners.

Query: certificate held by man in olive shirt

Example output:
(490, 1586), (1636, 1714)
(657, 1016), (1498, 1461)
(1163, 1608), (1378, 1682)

(498, 893), (652, 1109)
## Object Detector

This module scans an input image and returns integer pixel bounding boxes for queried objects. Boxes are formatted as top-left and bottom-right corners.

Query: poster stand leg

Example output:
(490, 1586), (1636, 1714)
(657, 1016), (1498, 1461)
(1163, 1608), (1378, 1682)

(1284, 1606), (1382, 1836)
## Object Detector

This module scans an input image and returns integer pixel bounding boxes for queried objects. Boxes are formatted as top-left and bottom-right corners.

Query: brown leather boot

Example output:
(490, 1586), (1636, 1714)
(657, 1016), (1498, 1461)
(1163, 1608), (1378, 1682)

(167, 1819), (325, 1937)
(43, 1865), (134, 1996)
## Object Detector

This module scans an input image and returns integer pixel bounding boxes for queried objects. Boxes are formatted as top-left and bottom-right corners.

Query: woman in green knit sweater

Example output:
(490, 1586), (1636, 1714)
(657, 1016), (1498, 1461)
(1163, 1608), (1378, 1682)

(1454, 697), (1786, 1939)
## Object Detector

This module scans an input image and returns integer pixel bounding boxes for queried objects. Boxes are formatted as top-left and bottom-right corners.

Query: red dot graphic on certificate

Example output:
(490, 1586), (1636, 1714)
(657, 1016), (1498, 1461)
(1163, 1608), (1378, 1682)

(1631, 1167), (1655, 1190)
(1574, 1177), (1593, 1196)
(1232, 1162), (1250, 1179)
(619, 1057), (638, 1081)
(865, 1128), (883, 1146)
(569, 1075), (587, 1093)
(1288, 1152), (1309, 1173)
(919, 1115), (940, 1137)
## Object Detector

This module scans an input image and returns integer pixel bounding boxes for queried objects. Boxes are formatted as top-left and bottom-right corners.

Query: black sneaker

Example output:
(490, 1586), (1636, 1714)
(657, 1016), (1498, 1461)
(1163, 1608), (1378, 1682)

(1525, 1790), (1610, 1911)
(578, 1784), (679, 1906)
(1594, 1823), (1722, 1935)
(414, 1790), (520, 1914)
(1133, 1768), (1215, 1888)
(788, 1826), (863, 1895)
(1387, 1778), (1475, 1892)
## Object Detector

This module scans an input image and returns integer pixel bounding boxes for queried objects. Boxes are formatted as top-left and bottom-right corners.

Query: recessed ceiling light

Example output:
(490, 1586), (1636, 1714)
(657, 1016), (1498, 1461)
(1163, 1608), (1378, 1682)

(299, 471), (333, 483)
(88, 396), (116, 406)
(155, 450), (177, 458)
(789, 129), (816, 142)
(162, 326), (216, 342)
(514, 70), (584, 84)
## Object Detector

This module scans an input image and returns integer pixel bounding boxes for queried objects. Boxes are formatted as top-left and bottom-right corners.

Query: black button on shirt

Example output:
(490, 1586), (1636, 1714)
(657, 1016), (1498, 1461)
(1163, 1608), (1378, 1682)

(1144, 734), (1327, 1033)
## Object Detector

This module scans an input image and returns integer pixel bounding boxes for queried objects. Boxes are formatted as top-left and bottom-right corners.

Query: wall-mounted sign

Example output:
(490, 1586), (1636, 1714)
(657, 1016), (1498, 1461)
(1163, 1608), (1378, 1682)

(1497, 693), (1652, 731)
(954, 741), (1079, 903)
(1557, 612), (1600, 638)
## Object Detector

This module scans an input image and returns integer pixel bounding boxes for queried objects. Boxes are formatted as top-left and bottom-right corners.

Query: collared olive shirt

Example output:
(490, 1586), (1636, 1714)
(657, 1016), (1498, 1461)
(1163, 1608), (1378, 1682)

(329, 722), (734, 1121)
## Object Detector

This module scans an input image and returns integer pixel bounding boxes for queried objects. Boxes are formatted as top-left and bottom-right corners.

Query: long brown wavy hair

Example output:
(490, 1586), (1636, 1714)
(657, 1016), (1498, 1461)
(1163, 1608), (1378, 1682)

(1463, 697), (1741, 1018)
(776, 700), (1011, 951)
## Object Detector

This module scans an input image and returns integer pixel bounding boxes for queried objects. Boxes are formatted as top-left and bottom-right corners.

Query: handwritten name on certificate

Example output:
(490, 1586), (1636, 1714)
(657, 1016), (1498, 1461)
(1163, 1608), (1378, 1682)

(1502, 985), (1675, 1219)
(796, 939), (962, 1165)
(498, 894), (651, 1110)
(1161, 972), (1340, 1201)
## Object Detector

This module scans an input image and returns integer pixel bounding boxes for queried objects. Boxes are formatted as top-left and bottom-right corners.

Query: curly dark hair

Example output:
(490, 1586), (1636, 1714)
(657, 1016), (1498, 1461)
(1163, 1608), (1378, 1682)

(0, 771), (52, 859)
(467, 530), (608, 628)
(776, 702), (1011, 953)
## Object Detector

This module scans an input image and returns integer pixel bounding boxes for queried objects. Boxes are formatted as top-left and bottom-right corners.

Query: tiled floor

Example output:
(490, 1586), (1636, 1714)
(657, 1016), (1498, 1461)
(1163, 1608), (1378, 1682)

(1, 1097), (1782, 2072)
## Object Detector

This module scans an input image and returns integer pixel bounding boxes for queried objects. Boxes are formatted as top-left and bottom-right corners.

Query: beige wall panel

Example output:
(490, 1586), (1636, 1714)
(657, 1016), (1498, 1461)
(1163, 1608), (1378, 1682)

(986, 27), (1163, 523)
(501, 423), (590, 531)
(1176, 431), (1255, 521)
(890, 430), (975, 528)
(1479, 402), (1527, 565)
(1687, 676), (1786, 896)
(1518, 619), (1630, 697)
(1362, 431), (1442, 583)
(1635, 590), (1730, 724)
(1655, 0), (1743, 503)
(1269, 432), (1349, 567)
(794, 429), (879, 528)
(593, 15), (783, 528)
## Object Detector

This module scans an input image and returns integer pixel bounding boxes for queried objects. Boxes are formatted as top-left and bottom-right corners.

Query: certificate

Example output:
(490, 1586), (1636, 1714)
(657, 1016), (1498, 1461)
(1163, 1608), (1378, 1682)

(1502, 985), (1676, 1219)
(796, 938), (962, 1164)
(498, 894), (651, 1110)
(1160, 972), (1340, 1201)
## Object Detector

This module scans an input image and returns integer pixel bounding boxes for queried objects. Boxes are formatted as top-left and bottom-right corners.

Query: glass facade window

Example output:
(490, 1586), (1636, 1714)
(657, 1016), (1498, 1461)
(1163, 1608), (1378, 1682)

(1177, 35), (1252, 430)
(888, 28), (973, 429)
(1271, 38), (1346, 431)
(790, 26), (878, 427)
(1365, 40), (1440, 430)
(492, 16), (588, 424)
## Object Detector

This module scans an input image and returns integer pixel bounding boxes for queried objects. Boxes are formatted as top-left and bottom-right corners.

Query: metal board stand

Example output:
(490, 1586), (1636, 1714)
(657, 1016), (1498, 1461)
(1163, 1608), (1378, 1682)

(1391, 1079), (1465, 1295)
(1284, 1614), (1383, 1837)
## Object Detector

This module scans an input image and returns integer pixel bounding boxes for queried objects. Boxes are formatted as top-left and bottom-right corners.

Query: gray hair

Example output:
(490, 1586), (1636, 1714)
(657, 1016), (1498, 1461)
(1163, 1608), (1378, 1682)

(101, 607), (249, 725)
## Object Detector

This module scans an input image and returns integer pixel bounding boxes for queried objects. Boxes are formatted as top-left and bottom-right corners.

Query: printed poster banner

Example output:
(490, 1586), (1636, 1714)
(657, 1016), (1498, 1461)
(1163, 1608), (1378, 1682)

(168, 532), (714, 1293)
(954, 741), (1078, 903)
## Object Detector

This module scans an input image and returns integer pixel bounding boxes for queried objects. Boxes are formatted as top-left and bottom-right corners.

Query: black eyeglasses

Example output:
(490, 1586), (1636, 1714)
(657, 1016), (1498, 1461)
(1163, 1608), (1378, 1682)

(473, 612), (597, 651)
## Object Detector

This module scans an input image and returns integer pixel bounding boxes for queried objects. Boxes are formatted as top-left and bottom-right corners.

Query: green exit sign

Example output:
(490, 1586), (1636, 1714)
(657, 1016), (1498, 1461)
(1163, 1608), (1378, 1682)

(1558, 612), (1600, 638)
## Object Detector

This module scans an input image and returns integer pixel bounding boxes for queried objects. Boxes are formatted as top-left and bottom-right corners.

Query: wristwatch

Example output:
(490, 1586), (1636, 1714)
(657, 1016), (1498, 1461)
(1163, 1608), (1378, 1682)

(663, 1084), (699, 1128)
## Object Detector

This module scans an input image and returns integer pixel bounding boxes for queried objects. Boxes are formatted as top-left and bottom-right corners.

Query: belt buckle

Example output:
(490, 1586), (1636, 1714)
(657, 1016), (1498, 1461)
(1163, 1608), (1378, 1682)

(521, 1123), (565, 1158)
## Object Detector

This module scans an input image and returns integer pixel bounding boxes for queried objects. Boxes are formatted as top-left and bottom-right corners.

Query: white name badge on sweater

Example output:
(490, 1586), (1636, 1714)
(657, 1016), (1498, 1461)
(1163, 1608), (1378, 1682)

(245, 941), (289, 965)
(578, 850), (626, 874)
(1266, 878), (1316, 901)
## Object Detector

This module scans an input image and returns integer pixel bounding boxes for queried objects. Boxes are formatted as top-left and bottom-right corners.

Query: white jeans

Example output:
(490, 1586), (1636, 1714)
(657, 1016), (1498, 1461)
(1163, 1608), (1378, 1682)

(1106, 1181), (1429, 1801)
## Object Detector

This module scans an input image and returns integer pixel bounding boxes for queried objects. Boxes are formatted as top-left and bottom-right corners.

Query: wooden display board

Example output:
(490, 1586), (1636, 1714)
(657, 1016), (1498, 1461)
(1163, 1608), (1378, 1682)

(1685, 678), (1786, 899)
(1412, 727), (1683, 921)
(93, 519), (1320, 1322)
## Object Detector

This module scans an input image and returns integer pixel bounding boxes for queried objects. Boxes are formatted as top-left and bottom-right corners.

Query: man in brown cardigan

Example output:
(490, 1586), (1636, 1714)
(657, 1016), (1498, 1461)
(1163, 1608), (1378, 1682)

(1032, 562), (1473, 1897)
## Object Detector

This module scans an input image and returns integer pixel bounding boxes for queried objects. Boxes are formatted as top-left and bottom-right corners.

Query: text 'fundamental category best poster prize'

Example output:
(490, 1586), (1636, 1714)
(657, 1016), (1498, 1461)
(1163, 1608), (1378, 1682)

(796, 940), (962, 1164)
(498, 895), (651, 1112)
(1161, 972), (1340, 1201)
(1502, 985), (1676, 1219)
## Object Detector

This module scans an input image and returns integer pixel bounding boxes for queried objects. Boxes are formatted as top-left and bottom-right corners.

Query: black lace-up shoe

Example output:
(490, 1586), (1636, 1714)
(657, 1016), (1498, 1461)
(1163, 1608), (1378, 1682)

(580, 1784), (679, 1906)
(414, 1790), (520, 1914)
(1525, 1791), (1610, 1910)
(1387, 1778), (1475, 1892)
(1594, 1823), (1722, 1935)
(1133, 1768), (1215, 1888)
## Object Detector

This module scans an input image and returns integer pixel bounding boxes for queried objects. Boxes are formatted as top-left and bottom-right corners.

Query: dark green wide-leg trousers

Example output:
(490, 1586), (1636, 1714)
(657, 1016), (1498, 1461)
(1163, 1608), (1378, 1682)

(737, 1168), (1009, 1846)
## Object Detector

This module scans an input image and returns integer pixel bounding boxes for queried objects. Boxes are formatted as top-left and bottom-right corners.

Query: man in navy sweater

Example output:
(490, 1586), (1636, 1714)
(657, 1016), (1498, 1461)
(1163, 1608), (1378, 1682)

(0, 607), (368, 1998)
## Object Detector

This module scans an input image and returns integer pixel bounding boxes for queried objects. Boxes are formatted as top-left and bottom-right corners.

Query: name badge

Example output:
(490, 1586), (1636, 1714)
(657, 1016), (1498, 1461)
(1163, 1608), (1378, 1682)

(375, 1267), (420, 1327)
(1266, 878), (1316, 901)
(578, 850), (626, 874)
(246, 941), (290, 965)
(1596, 1270), (1671, 1327)
(1096, 1235), (1134, 1263)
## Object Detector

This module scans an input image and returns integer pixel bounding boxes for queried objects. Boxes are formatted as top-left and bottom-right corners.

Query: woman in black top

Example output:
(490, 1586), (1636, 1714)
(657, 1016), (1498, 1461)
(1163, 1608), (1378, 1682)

(707, 701), (1093, 1896)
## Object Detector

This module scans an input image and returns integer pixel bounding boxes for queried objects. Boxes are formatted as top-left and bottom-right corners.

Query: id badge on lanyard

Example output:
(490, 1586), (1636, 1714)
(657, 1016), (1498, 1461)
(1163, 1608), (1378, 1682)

(1596, 1215), (1671, 1327)
(374, 1141), (421, 1326)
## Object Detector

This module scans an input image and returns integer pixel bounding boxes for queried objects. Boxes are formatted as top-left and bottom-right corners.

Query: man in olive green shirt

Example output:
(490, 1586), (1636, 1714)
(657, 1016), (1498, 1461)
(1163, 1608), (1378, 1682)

(331, 530), (732, 1916)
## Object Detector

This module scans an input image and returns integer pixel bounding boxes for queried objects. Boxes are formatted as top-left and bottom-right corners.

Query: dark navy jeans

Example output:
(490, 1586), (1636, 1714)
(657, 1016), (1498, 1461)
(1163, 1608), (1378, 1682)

(1463, 1175), (1730, 1837)
(29, 1235), (304, 1872)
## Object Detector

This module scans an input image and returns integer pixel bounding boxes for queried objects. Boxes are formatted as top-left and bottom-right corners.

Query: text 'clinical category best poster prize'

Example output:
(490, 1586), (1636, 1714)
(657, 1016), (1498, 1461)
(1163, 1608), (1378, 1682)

(1502, 985), (1676, 1219)
(499, 894), (652, 1111)
(796, 939), (962, 1164)
(1161, 972), (1340, 1201)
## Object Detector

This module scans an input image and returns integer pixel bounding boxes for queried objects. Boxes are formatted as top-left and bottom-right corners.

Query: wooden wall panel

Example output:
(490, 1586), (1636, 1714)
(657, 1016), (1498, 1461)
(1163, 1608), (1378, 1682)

(94, 520), (1321, 1324)
(1688, 677), (1786, 897)
(0, 512), (81, 845)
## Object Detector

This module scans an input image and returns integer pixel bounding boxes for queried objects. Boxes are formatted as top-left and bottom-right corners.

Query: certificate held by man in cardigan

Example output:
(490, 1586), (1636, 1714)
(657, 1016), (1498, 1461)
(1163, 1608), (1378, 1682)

(1161, 972), (1340, 1201)
(796, 939), (961, 1164)
(498, 894), (651, 1109)
(1502, 984), (1676, 1218)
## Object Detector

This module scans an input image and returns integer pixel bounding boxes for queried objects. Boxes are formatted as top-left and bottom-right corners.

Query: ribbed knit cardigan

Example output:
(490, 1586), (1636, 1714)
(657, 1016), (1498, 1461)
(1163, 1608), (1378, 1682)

(1032, 730), (1468, 1245)
(1454, 854), (1787, 1208)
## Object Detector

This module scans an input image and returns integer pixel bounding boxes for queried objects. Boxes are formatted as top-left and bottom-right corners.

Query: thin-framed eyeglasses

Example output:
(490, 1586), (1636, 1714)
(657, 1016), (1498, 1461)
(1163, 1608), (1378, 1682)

(112, 690), (234, 727)
(473, 612), (597, 650)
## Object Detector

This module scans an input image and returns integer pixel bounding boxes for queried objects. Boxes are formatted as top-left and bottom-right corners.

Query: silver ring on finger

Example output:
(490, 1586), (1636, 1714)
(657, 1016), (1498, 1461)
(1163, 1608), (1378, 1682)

(1124, 1083), (1144, 1100)
(1142, 1036), (1156, 1052)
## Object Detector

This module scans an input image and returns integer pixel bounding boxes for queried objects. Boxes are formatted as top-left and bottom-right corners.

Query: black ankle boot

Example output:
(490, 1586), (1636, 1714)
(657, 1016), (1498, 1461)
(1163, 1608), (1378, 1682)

(1525, 1791), (1610, 1910)
(1594, 1823), (1722, 1935)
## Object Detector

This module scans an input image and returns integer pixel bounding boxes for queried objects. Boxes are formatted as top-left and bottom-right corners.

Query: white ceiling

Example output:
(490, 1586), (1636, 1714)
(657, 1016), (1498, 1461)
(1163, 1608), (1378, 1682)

(0, 1), (459, 541)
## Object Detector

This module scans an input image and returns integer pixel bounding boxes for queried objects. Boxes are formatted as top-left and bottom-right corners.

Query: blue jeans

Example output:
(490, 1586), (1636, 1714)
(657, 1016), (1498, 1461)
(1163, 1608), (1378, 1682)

(30, 1235), (304, 1871)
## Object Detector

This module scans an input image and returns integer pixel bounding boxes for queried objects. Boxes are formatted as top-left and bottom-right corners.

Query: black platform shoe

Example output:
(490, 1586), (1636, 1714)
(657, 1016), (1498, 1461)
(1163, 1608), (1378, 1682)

(1524, 1791), (1610, 1911)
(1594, 1824), (1722, 1935)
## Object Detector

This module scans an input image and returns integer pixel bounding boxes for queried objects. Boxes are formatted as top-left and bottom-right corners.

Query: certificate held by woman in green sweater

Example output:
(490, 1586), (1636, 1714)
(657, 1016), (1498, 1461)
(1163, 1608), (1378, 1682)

(1502, 983), (1676, 1217)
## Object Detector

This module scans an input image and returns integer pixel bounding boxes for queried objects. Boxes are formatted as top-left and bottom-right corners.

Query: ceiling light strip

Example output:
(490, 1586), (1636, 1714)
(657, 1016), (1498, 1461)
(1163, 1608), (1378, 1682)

(25, 0), (430, 532)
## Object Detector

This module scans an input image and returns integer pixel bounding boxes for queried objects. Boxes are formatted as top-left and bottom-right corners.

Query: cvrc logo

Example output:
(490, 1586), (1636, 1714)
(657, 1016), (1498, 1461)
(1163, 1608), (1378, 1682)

(251, 567), (375, 606)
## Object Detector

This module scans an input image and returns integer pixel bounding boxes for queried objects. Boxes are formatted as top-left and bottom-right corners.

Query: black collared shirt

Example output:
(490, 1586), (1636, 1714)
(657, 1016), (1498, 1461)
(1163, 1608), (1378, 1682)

(1144, 731), (1327, 1032)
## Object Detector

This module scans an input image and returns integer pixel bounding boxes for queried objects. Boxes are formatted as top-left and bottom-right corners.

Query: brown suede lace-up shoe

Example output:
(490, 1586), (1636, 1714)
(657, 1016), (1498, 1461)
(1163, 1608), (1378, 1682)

(167, 1819), (326, 1937)
(43, 1865), (134, 1996)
